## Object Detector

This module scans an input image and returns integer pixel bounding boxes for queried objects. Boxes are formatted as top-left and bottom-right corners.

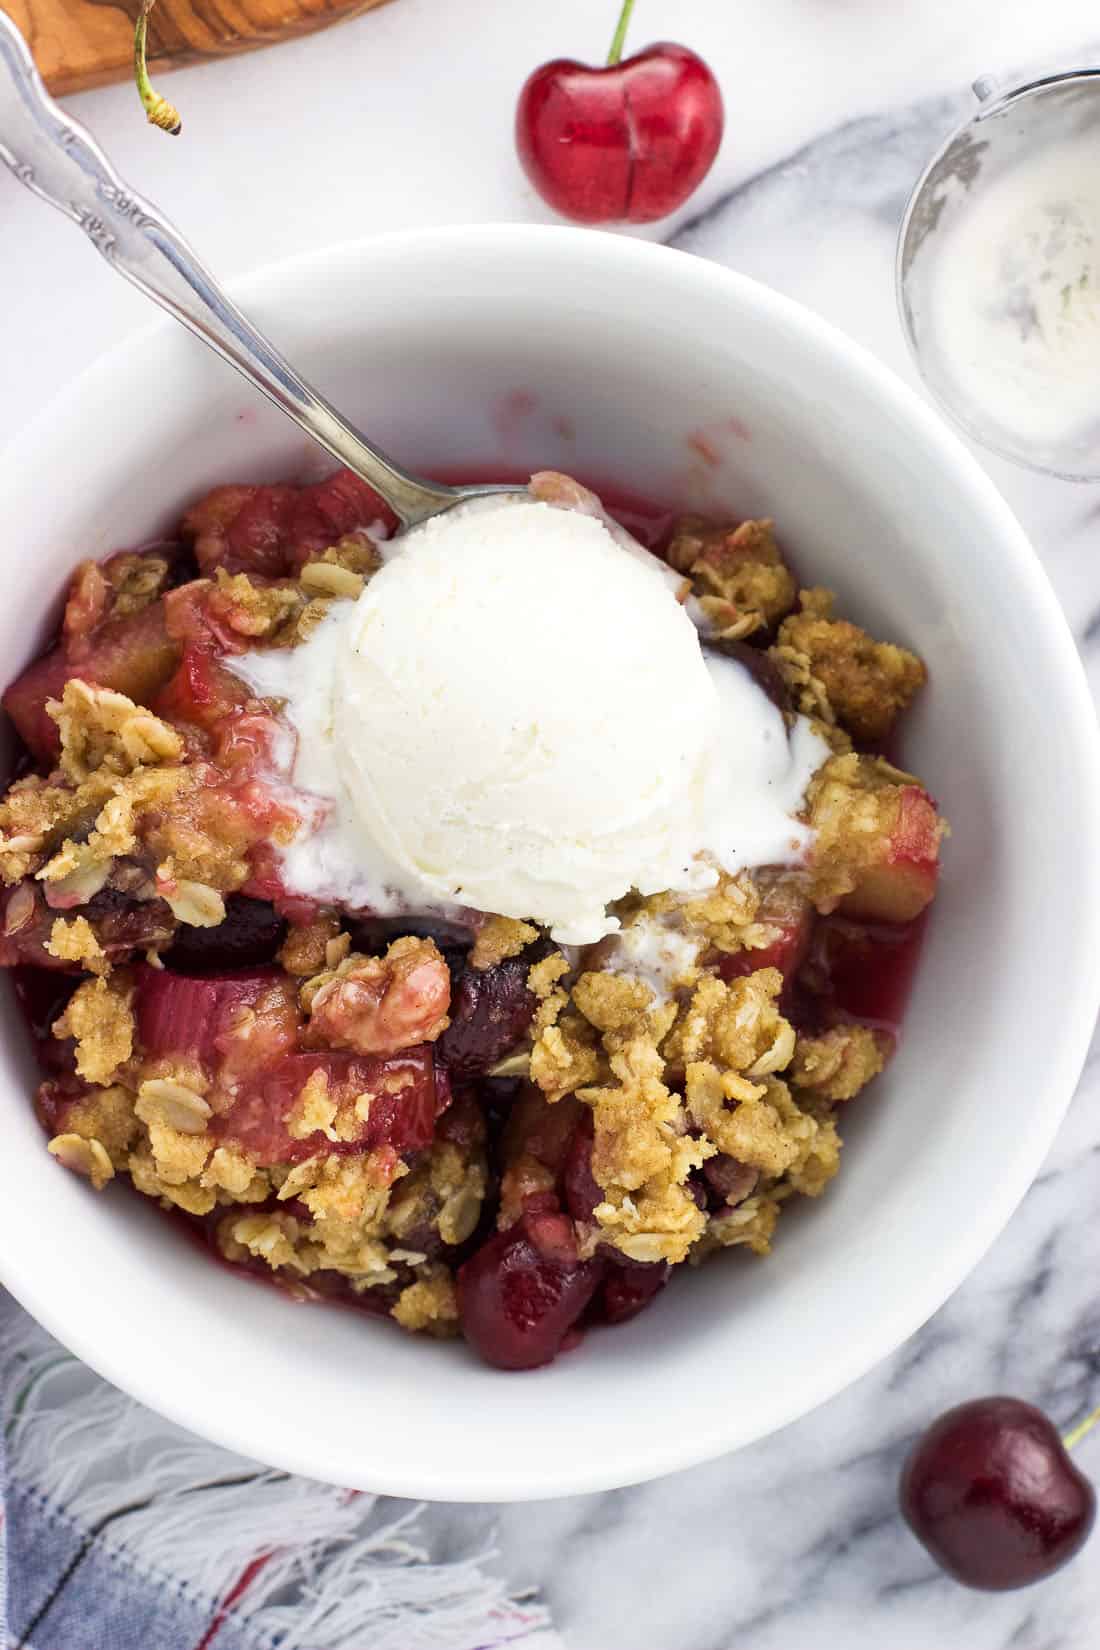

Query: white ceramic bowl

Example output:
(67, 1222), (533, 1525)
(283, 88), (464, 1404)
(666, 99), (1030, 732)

(2, 226), (1098, 1502)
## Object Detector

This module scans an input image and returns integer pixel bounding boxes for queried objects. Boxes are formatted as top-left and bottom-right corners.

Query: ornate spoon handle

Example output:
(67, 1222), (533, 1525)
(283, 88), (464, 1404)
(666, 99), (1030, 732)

(0, 11), (467, 527)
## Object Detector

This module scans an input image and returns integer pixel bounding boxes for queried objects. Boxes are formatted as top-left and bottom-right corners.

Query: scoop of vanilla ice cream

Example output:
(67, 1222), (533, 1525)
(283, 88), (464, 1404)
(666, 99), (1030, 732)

(331, 497), (719, 943)
(231, 485), (826, 945)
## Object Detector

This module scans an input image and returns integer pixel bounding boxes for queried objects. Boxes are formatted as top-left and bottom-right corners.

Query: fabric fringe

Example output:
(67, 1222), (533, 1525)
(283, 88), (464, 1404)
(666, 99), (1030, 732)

(1, 1295), (557, 1650)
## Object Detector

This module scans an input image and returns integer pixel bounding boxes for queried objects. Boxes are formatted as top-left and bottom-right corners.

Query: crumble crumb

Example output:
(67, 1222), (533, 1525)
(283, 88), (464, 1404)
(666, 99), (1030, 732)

(48, 1132), (115, 1190)
(668, 517), (797, 637)
(663, 970), (795, 1077)
(129, 1138), (217, 1214)
(527, 950), (602, 1099)
(50, 679), (182, 783)
(571, 969), (655, 1031)
(686, 1064), (801, 1176)
(56, 1084), (138, 1168)
(45, 915), (108, 974)
(386, 1139), (488, 1249)
(103, 551), (172, 619)
(679, 870), (762, 954)
(780, 590), (926, 743)
(146, 1121), (213, 1187)
(53, 975), (134, 1086)
(469, 915), (538, 970)
(769, 642), (839, 727)
(279, 910), (343, 976)
(286, 1068), (338, 1141)
(695, 1192), (783, 1257)
(790, 1025), (887, 1102)
(391, 1269), (460, 1336)
(207, 569), (302, 639)
(203, 1144), (266, 1200)
(309, 532), (383, 578)
(222, 1210), (316, 1274)
(592, 1178), (708, 1266)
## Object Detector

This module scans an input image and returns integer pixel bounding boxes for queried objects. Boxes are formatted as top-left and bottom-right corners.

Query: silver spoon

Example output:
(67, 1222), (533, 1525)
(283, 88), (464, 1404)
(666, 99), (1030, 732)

(0, 10), (516, 529)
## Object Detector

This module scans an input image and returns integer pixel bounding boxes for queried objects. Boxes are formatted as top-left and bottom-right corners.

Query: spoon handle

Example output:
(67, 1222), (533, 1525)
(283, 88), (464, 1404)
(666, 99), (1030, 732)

(0, 11), (457, 526)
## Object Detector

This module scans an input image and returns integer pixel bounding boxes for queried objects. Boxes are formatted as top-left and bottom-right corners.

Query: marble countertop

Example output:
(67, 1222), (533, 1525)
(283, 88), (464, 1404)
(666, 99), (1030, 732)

(4, 2), (1100, 1645)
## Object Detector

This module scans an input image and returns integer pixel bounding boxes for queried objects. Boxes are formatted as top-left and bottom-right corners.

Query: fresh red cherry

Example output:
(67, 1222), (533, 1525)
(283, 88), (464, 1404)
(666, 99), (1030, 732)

(900, 1396), (1097, 1590)
(516, 0), (724, 225)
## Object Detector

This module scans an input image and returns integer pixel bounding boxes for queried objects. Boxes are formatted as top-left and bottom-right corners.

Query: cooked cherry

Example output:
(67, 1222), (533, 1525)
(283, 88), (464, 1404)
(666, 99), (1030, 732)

(439, 947), (547, 1078)
(12, 967), (78, 1049)
(500, 1085), (584, 1178)
(182, 472), (397, 579)
(86, 888), (178, 958)
(477, 1074), (528, 1147)
(348, 913), (474, 981)
(598, 1260), (669, 1325)
(701, 1152), (758, 1209)
(457, 1212), (603, 1370)
(162, 894), (286, 972)
(435, 1085), (486, 1149)
(685, 1172), (708, 1211)
(562, 1112), (602, 1222)
(900, 1397), (1096, 1590)
(0, 881), (176, 971)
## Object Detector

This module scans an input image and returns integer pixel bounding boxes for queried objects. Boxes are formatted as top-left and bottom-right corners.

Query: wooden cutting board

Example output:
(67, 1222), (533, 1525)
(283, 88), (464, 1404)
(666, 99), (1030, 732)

(3, 0), (395, 97)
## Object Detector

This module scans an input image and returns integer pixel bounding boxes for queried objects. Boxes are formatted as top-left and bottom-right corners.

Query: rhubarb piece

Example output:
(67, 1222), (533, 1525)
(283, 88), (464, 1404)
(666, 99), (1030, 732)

(840, 787), (941, 923)
(216, 1046), (440, 1163)
(134, 964), (288, 1061)
(182, 472), (396, 579)
(4, 606), (179, 763)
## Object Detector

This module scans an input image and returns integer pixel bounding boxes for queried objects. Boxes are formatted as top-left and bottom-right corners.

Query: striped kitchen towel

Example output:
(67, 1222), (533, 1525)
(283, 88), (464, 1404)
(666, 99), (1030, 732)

(0, 1290), (559, 1650)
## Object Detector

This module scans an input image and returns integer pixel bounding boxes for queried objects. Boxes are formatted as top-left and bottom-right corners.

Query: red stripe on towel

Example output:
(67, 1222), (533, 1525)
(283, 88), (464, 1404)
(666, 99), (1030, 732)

(193, 1550), (276, 1650)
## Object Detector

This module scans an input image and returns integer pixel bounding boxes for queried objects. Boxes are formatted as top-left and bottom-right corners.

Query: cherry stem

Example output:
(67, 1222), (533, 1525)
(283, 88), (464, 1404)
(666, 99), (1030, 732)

(1063, 1402), (1100, 1452)
(134, 0), (182, 137)
(606, 0), (637, 66)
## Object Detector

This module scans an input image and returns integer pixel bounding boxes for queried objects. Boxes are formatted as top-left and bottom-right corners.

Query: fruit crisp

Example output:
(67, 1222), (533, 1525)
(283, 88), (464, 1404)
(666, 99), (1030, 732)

(0, 468), (945, 1371)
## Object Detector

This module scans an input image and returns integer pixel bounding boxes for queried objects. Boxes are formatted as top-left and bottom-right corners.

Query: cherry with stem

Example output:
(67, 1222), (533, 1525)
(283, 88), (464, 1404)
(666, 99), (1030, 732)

(515, 0), (724, 225)
(900, 1392), (1100, 1590)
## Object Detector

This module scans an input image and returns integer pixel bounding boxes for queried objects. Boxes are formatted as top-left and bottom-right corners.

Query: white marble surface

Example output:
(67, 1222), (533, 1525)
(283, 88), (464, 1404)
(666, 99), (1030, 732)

(4, 1), (1100, 1645)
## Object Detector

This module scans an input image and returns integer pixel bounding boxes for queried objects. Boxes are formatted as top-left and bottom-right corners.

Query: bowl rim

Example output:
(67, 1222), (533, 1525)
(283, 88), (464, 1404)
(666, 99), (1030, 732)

(3, 221), (1100, 1499)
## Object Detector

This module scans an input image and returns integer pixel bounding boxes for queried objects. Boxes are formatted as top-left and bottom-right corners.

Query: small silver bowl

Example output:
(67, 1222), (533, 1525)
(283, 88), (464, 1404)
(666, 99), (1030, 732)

(898, 69), (1100, 480)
